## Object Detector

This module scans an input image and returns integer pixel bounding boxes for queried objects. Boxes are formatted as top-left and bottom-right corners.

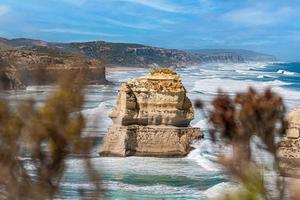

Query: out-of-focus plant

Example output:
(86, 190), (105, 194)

(0, 75), (103, 199)
(195, 88), (297, 200)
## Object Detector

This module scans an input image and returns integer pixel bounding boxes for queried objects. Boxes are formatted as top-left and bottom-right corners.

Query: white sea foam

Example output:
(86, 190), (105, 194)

(257, 75), (271, 78)
(60, 182), (93, 190)
(250, 136), (277, 170)
(104, 181), (202, 196)
(256, 74), (277, 79)
(81, 101), (113, 135)
(192, 119), (208, 130)
(26, 85), (57, 91)
(217, 62), (270, 71)
(191, 78), (290, 96)
(277, 69), (295, 76)
(203, 182), (240, 199)
(186, 140), (223, 171)
(257, 75), (265, 78)
(235, 69), (249, 75)
(60, 181), (203, 200)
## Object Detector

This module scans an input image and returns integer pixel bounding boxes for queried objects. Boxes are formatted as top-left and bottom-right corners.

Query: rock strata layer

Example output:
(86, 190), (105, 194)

(278, 107), (300, 177)
(0, 49), (109, 90)
(99, 69), (202, 157)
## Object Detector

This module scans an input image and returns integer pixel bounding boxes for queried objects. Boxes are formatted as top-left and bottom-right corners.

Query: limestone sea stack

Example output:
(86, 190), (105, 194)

(99, 68), (202, 157)
(278, 107), (300, 177)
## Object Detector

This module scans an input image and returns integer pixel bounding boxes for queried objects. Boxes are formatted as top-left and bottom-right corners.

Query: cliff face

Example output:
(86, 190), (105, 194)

(0, 37), (277, 70)
(278, 107), (300, 177)
(0, 49), (108, 90)
(68, 42), (195, 68)
(100, 69), (202, 157)
(194, 53), (244, 63)
(188, 49), (276, 63)
(43, 42), (277, 66)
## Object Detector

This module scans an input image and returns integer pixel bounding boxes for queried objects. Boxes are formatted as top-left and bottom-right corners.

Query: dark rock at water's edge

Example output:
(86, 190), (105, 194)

(99, 68), (203, 157)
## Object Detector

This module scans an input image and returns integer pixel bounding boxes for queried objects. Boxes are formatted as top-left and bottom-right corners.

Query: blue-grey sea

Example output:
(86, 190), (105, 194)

(2, 62), (300, 199)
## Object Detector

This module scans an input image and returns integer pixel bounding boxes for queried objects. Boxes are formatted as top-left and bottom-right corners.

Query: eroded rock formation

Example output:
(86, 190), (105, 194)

(99, 68), (202, 157)
(278, 107), (300, 177)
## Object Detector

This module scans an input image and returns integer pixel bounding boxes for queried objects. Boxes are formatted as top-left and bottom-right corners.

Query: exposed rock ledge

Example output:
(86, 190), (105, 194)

(0, 49), (109, 90)
(278, 107), (300, 177)
(99, 68), (202, 157)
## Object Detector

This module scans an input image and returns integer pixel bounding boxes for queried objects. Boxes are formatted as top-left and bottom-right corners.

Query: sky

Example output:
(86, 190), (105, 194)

(0, 0), (299, 61)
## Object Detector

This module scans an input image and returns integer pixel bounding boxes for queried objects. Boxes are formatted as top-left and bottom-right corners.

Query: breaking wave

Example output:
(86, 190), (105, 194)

(277, 69), (296, 76)
(191, 78), (290, 95)
(81, 101), (113, 135)
(203, 182), (240, 199)
(186, 140), (223, 171)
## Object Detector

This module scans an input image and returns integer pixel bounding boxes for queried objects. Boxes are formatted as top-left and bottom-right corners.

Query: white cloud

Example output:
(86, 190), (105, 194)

(126, 12), (177, 26)
(0, 5), (10, 17)
(223, 7), (295, 26)
(102, 17), (159, 30)
(40, 28), (120, 37)
(120, 0), (185, 13)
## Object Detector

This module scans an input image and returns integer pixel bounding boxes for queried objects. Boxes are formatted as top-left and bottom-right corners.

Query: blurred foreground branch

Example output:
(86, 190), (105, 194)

(0, 76), (103, 199)
(196, 88), (300, 200)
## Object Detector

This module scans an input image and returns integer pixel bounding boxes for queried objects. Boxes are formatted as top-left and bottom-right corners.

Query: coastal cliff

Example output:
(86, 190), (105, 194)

(0, 48), (108, 90)
(99, 68), (202, 157)
(187, 49), (276, 63)
(278, 107), (300, 177)
(0, 37), (276, 70)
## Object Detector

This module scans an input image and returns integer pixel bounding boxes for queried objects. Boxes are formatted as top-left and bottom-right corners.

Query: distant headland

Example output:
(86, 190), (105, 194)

(0, 37), (276, 89)
(0, 37), (276, 67)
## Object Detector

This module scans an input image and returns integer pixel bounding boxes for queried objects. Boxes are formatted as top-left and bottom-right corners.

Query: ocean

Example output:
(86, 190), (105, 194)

(2, 62), (300, 199)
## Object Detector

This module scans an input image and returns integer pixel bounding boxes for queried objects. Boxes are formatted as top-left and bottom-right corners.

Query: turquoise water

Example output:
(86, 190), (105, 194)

(60, 157), (227, 199)
(2, 62), (300, 199)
